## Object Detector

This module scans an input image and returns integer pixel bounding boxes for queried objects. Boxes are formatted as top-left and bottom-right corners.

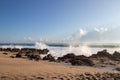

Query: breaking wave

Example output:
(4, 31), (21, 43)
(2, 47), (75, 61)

(1, 42), (120, 58)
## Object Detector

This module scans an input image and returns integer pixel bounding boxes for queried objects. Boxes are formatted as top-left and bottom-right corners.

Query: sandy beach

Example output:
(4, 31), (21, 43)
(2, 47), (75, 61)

(0, 51), (118, 80)
(1, 50), (120, 80)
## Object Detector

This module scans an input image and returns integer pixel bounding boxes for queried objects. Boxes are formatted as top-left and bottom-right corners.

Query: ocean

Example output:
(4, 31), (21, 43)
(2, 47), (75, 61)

(0, 42), (120, 58)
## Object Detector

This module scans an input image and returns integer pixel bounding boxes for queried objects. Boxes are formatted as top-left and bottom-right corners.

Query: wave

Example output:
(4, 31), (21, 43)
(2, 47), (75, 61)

(0, 43), (120, 48)
(1, 42), (120, 58)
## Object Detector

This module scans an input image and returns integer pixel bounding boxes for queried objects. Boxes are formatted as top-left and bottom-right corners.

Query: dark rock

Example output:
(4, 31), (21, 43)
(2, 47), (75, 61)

(70, 57), (94, 66)
(0, 48), (3, 51)
(115, 67), (120, 71)
(20, 48), (31, 54)
(5, 48), (12, 52)
(36, 76), (44, 79)
(20, 48), (49, 55)
(70, 59), (83, 65)
(13, 48), (50, 61)
(11, 48), (20, 52)
(90, 49), (112, 58)
(0, 48), (20, 52)
(38, 49), (49, 54)
(57, 53), (75, 62)
(16, 53), (22, 58)
(27, 53), (41, 61)
(112, 51), (120, 61)
(34, 55), (41, 61)
(3, 52), (8, 55)
(57, 53), (94, 66)
(10, 56), (15, 58)
(43, 54), (55, 61)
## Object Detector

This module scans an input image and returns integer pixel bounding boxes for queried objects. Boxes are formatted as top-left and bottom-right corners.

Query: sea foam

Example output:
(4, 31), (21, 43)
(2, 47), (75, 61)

(1, 42), (120, 58)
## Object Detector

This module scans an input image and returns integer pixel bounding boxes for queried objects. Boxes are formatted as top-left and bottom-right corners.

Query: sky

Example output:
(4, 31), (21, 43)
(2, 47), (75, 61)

(0, 0), (120, 43)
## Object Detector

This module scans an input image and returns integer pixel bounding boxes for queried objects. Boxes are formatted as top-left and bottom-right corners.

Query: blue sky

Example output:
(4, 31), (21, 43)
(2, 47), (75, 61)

(0, 0), (120, 43)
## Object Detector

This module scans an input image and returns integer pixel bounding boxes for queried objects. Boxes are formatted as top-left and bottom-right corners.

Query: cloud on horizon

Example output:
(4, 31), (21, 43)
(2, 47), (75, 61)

(22, 27), (120, 44)
(24, 37), (34, 42)
(61, 27), (120, 43)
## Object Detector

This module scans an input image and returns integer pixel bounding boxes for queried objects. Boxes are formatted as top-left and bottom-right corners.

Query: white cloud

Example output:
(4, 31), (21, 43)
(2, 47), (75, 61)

(94, 27), (108, 33)
(79, 29), (87, 37)
(62, 28), (87, 43)
(24, 37), (34, 42)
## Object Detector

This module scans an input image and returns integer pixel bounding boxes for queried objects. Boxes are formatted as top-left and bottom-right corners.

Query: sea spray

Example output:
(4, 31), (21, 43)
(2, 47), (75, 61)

(35, 42), (48, 49)
(67, 45), (92, 56)
(35, 42), (50, 59)
(49, 44), (93, 58)
(34, 42), (68, 58)
(1, 42), (120, 58)
(1, 45), (23, 49)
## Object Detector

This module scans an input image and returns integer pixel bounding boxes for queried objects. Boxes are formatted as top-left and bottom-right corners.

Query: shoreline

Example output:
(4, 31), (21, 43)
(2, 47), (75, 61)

(0, 51), (120, 80)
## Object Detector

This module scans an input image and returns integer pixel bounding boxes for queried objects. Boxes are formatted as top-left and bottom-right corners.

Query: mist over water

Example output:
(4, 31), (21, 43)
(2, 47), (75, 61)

(0, 42), (120, 58)
(35, 42), (48, 49)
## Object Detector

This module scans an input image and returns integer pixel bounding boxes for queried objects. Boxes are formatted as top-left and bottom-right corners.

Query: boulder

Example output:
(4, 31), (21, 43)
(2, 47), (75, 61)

(26, 52), (41, 61)
(57, 53), (75, 62)
(33, 55), (41, 61)
(112, 51), (120, 61)
(115, 67), (120, 71)
(10, 56), (15, 58)
(90, 49), (112, 58)
(16, 53), (22, 58)
(20, 48), (49, 55)
(5, 48), (12, 52)
(43, 54), (55, 61)
(21, 48), (29, 53)
(39, 49), (49, 54)
(0, 48), (3, 51)
(70, 59), (84, 65)
(3, 52), (8, 55)
(11, 48), (20, 52)
(70, 56), (94, 66)
(57, 53), (94, 66)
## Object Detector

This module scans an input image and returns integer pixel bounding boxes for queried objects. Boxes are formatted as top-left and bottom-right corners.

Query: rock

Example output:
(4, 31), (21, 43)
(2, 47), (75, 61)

(27, 53), (41, 61)
(71, 58), (94, 66)
(70, 59), (84, 65)
(33, 55), (41, 61)
(13, 48), (50, 61)
(0, 48), (3, 51)
(0, 48), (20, 52)
(16, 53), (22, 58)
(5, 48), (12, 52)
(11, 48), (20, 52)
(43, 54), (55, 61)
(39, 49), (49, 54)
(57, 53), (75, 62)
(3, 52), (8, 55)
(112, 51), (120, 61)
(115, 67), (120, 71)
(57, 53), (94, 66)
(20, 48), (49, 55)
(90, 49), (112, 58)
(10, 56), (15, 58)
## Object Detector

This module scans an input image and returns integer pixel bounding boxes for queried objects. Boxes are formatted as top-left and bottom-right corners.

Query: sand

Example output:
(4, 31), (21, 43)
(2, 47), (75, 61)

(0, 51), (116, 80)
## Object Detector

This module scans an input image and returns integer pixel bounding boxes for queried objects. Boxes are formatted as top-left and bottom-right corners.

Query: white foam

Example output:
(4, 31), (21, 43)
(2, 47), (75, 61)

(49, 45), (93, 58)
(35, 42), (48, 49)
(1, 45), (23, 49)
(67, 45), (92, 56)
(1, 42), (120, 58)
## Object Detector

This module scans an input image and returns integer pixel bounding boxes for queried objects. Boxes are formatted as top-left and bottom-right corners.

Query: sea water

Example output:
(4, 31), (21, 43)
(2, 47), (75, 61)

(0, 42), (120, 58)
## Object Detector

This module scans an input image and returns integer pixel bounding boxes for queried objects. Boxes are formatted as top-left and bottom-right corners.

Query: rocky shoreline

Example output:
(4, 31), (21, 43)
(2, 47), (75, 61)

(1, 48), (120, 71)
(0, 47), (120, 80)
